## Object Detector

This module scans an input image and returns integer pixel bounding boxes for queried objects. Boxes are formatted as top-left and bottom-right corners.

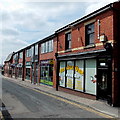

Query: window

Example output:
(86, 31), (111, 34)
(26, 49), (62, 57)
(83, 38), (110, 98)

(65, 32), (71, 50)
(85, 59), (96, 95)
(19, 52), (23, 59)
(41, 40), (53, 53)
(31, 46), (34, 57)
(40, 60), (53, 86)
(59, 59), (96, 95)
(26, 48), (31, 57)
(35, 44), (38, 55)
(41, 43), (44, 53)
(46, 41), (49, 53)
(13, 54), (16, 60)
(85, 23), (95, 46)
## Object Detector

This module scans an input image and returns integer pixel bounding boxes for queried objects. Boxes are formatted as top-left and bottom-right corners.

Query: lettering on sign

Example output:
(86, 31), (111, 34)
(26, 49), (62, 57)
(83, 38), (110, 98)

(59, 65), (84, 75)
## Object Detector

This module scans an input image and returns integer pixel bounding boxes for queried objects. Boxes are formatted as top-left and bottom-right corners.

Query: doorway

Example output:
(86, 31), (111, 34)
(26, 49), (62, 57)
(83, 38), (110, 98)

(97, 58), (112, 104)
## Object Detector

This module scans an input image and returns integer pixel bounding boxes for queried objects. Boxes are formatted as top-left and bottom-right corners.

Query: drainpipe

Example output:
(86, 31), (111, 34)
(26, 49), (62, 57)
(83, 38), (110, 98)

(22, 50), (25, 81)
(55, 32), (59, 91)
(97, 19), (100, 39)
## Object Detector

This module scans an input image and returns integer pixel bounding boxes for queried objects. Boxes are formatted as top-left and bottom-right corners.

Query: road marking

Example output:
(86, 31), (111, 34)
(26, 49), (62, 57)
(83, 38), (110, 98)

(4, 78), (114, 119)
(25, 85), (114, 119)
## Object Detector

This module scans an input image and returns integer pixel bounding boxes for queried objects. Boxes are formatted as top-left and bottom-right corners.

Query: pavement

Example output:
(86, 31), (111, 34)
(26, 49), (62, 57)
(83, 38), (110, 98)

(1, 76), (120, 119)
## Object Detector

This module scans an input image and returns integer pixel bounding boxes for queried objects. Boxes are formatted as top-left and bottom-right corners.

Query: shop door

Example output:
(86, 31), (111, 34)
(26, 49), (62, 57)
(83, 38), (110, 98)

(97, 58), (112, 103)
(97, 69), (108, 99)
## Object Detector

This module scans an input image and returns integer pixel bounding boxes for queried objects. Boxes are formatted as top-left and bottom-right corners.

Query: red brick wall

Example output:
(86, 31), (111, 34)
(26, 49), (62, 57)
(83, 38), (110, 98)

(18, 59), (23, 63)
(112, 1), (120, 106)
(39, 37), (57, 88)
(58, 10), (114, 55)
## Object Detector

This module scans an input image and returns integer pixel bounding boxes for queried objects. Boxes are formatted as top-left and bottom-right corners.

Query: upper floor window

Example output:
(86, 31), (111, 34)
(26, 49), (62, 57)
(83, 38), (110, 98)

(85, 23), (95, 46)
(41, 40), (53, 54)
(13, 54), (16, 60)
(65, 32), (71, 50)
(19, 52), (23, 59)
(31, 46), (34, 57)
(35, 44), (38, 55)
(26, 48), (31, 57)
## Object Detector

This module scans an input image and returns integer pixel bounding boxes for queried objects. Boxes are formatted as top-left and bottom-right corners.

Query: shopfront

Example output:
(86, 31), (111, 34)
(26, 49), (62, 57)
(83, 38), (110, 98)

(40, 60), (53, 86)
(26, 62), (31, 80)
(17, 63), (23, 78)
(59, 59), (97, 95)
(58, 51), (112, 102)
(31, 62), (38, 84)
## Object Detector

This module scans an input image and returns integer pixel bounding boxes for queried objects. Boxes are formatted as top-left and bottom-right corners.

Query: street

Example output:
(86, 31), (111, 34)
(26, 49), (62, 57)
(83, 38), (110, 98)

(1, 77), (112, 119)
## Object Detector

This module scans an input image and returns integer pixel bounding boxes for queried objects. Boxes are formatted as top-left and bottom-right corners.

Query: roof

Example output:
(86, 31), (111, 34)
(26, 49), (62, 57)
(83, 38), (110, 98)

(5, 52), (14, 62)
(55, 2), (114, 33)
(14, 33), (55, 54)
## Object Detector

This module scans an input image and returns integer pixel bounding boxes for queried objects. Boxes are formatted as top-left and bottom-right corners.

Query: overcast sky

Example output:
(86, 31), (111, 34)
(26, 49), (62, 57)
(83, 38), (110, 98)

(0, 0), (117, 64)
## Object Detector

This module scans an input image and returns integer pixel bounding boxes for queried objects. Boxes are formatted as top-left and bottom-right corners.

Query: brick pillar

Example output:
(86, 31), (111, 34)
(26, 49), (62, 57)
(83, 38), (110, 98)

(53, 59), (57, 88)
(112, 45), (119, 106)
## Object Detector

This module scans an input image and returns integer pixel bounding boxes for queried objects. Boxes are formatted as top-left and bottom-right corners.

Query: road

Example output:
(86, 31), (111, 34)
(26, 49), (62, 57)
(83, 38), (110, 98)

(1, 77), (111, 119)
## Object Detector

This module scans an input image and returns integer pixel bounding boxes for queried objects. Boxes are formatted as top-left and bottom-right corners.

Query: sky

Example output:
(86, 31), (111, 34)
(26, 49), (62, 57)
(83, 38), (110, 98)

(0, 0), (117, 64)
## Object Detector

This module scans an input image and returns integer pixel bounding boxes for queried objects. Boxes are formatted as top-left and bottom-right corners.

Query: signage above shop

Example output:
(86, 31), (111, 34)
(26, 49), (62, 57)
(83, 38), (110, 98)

(40, 60), (54, 65)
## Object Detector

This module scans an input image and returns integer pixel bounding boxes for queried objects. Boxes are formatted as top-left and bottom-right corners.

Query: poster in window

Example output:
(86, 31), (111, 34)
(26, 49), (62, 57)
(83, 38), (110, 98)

(85, 59), (96, 95)
(75, 60), (84, 92)
(59, 62), (65, 87)
(66, 61), (74, 89)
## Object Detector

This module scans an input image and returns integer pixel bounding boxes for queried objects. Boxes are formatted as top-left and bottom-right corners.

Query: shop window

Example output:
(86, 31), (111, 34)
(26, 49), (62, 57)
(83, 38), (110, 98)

(85, 59), (96, 95)
(66, 61), (74, 89)
(75, 60), (84, 92)
(26, 68), (30, 80)
(85, 23), (95, 46)
(18, 68), (22, 78)
(65, 32), (71, 50)
(40, 60), (53, 86)
(59, 62), (66, 87)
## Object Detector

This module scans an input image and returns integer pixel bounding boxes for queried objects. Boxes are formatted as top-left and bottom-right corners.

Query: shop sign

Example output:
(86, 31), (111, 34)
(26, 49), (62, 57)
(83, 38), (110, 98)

(40, 60), (53, 65)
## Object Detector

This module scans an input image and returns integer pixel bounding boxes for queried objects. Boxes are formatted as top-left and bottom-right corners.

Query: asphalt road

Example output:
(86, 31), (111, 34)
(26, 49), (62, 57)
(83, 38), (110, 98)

(2, 77), (110, 119)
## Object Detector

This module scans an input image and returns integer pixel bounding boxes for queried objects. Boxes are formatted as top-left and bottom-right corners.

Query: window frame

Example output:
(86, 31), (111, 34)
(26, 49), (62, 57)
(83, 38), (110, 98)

(26, 48), (31, 57)
(41, 40), (53, 54)
(65, 32), (72, 50)
(85, 23), (95, 46)
(35, 44), (38, 55)
(19, 52), (23, 59)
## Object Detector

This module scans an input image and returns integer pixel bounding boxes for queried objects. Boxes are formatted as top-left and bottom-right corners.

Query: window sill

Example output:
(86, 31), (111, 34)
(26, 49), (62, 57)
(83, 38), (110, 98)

(84, 44), (96, 49)
(41, 51), (53, 54)
(65, 49), (72, 53)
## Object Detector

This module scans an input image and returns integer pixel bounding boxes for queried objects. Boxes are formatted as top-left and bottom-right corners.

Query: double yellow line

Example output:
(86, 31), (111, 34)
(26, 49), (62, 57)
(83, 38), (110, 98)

(26, 86), (114, 119)
(5, 78), (115, 119)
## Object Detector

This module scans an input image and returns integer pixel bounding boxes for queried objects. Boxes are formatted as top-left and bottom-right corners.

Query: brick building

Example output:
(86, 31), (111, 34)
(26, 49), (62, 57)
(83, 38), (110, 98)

(4, 52), (14, 77)
(3, 1), (120, 106)
(55, 1), (120, 106)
